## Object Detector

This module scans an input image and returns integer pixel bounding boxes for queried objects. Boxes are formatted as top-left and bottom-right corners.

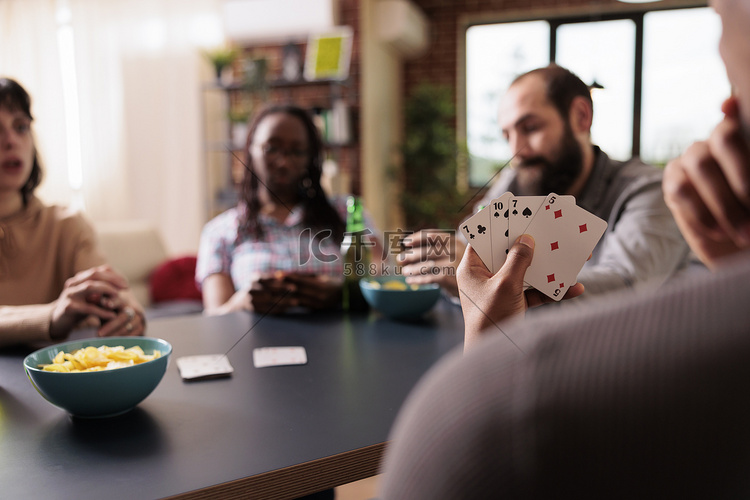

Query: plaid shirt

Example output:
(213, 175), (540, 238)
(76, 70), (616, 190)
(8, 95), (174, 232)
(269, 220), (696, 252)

(196, 197), (373, 291)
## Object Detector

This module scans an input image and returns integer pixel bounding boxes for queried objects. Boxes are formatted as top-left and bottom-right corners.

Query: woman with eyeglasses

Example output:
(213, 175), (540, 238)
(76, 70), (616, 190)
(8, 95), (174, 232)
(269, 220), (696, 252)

(0, 77), (145, 347)
(197, 104), (380, 316)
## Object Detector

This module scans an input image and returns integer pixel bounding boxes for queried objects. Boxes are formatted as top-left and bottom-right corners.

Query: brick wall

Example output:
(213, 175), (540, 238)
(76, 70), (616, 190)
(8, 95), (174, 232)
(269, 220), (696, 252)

(406, 0), (632, 129)
(230, 0), (362, 193)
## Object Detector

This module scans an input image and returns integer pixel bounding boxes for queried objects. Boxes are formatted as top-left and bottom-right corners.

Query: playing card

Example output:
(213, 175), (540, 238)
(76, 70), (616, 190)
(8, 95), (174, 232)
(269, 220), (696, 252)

(176, 354), (234, 381)
(253, 346), (308, 368)
(459, 206), (493, 272)
(507, 195), (573, 287)
(507, 196), (545, 250)
(507, 195), (575, 248)
(523, 193), (607, 301)
(488, 191), (513, 272)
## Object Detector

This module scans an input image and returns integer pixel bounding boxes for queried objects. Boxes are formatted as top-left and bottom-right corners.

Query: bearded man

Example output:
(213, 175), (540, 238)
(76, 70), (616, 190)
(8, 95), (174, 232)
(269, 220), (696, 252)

(402, 64), (691, 297)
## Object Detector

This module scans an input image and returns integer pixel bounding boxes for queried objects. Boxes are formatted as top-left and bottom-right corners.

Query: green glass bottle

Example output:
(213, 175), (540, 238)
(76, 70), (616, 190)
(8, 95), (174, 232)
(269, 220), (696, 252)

(341, 196), (371, 312)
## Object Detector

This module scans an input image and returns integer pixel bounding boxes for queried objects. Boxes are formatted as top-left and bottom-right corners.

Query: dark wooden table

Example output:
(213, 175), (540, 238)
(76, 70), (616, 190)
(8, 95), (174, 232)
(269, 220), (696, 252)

(0, 300), (464, 499)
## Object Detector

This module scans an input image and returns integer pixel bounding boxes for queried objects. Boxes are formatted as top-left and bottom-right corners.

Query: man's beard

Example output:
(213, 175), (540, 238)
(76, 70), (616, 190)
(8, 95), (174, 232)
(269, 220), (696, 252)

(513, 125), (584, 196)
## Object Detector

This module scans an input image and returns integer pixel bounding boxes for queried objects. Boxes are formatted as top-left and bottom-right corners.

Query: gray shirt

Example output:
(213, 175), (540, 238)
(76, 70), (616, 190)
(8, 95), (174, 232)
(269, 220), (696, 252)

(477, 147), (692, 296)
(381, 251), (750, 499)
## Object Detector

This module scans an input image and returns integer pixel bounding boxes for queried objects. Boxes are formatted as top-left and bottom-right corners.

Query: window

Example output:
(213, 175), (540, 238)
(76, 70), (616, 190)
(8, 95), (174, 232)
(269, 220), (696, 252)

(641, 9), (729, 165)
(465, 7), (728, 186)
(556, 19), (635, 161)
(466, 21), (548, 186)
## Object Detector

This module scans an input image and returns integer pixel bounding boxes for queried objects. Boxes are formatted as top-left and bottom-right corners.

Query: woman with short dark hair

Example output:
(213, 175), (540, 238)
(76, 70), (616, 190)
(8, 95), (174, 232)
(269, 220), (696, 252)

(0, 77), (145, 346)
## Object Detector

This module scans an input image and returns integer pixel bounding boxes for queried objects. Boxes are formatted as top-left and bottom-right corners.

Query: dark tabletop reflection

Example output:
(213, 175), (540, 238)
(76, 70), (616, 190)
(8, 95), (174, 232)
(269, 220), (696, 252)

(40, 406), (167, 460)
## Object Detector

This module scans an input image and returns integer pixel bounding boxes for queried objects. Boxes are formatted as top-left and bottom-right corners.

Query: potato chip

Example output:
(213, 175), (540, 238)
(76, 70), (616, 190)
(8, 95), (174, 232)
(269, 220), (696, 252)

(40, 345), (162, 373)
(382, 280), (408, 291)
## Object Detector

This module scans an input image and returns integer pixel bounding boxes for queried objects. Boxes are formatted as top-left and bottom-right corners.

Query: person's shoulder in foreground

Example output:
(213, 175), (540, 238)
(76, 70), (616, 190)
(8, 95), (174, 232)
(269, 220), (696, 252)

(380, 250), (750, 499)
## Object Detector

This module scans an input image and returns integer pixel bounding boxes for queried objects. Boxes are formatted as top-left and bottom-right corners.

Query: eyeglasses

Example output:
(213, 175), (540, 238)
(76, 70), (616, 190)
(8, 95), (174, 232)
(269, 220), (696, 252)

(256, 144), (309, 162)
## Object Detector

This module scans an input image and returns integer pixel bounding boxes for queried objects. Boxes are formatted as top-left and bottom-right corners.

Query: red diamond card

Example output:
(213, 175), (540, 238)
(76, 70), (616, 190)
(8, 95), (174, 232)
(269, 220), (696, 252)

(522, 193), (607, 301)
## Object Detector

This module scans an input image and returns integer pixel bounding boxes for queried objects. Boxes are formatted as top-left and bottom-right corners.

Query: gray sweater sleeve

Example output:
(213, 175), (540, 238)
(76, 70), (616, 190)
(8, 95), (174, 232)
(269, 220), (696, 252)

(381, 253), (750, 499)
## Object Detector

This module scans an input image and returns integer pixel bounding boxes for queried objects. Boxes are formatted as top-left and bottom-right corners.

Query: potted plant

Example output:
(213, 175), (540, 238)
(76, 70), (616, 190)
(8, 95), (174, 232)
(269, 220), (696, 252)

(240, 55), (269, 97)
(203, 47), (238, 84)
(397, 84), (464, 231)
(228, 109), (250, 148)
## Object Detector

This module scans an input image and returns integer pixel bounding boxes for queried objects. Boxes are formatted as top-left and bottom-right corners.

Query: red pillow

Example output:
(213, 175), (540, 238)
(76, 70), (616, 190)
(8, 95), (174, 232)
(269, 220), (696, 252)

(149, 256), (202, 304)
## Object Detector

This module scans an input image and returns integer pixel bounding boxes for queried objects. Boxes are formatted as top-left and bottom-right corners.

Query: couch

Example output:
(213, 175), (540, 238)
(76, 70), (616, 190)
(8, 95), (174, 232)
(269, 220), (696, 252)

(95, 221), (203, 318)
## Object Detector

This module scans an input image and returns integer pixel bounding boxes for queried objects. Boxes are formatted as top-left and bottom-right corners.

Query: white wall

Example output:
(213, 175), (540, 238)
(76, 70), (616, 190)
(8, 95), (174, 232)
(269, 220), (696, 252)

(0, 0), (223, 256)
(360, 0), (406, 234)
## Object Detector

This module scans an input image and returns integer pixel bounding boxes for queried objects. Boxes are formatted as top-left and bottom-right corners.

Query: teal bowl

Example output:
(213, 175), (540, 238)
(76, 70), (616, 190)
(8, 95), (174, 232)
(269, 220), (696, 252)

(360, 276), (441, 320)
(24, 337), (172, 418)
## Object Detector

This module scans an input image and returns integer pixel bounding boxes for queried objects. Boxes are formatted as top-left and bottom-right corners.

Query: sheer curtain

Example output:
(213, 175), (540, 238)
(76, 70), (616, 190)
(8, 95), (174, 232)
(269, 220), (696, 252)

(0, 0), (73, 206)
(0, 0), (224, 254)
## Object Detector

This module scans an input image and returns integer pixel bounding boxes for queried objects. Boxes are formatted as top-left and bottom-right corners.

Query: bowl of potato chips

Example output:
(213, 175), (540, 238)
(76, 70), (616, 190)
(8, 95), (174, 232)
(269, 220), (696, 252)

(359, 276), (441, 320)
(24, 337), (172, 418)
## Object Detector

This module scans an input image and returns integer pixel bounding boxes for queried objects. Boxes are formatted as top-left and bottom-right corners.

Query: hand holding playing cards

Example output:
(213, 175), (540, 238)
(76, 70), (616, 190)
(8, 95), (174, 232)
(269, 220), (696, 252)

(247, 272), (304, 314)
(248, 272), (342, 314)
(280, 273), (343, 311)
(459, 192), (606, 302)
(663, 96), (750, 269)
(399, 230), (465, 297)
(457, 235), (584, 352)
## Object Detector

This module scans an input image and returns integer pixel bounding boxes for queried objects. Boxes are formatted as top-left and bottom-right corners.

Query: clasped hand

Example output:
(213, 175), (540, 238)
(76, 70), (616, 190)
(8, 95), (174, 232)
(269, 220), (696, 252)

(50, 265), (144, 340)
(247, 271), (343, 314)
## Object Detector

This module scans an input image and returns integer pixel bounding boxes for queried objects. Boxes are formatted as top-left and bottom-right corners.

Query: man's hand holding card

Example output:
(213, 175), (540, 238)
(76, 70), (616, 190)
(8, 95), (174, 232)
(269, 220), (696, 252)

(458, 192), (607, 301)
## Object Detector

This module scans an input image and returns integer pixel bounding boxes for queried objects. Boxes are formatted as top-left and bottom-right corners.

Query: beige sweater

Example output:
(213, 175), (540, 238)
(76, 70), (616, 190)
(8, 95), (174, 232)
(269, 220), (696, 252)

(0, 196), (106, 346)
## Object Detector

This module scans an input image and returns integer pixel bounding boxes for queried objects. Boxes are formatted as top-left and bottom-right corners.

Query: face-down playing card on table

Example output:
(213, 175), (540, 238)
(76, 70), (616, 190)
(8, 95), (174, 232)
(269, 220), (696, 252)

(522, 193), (607, 301)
